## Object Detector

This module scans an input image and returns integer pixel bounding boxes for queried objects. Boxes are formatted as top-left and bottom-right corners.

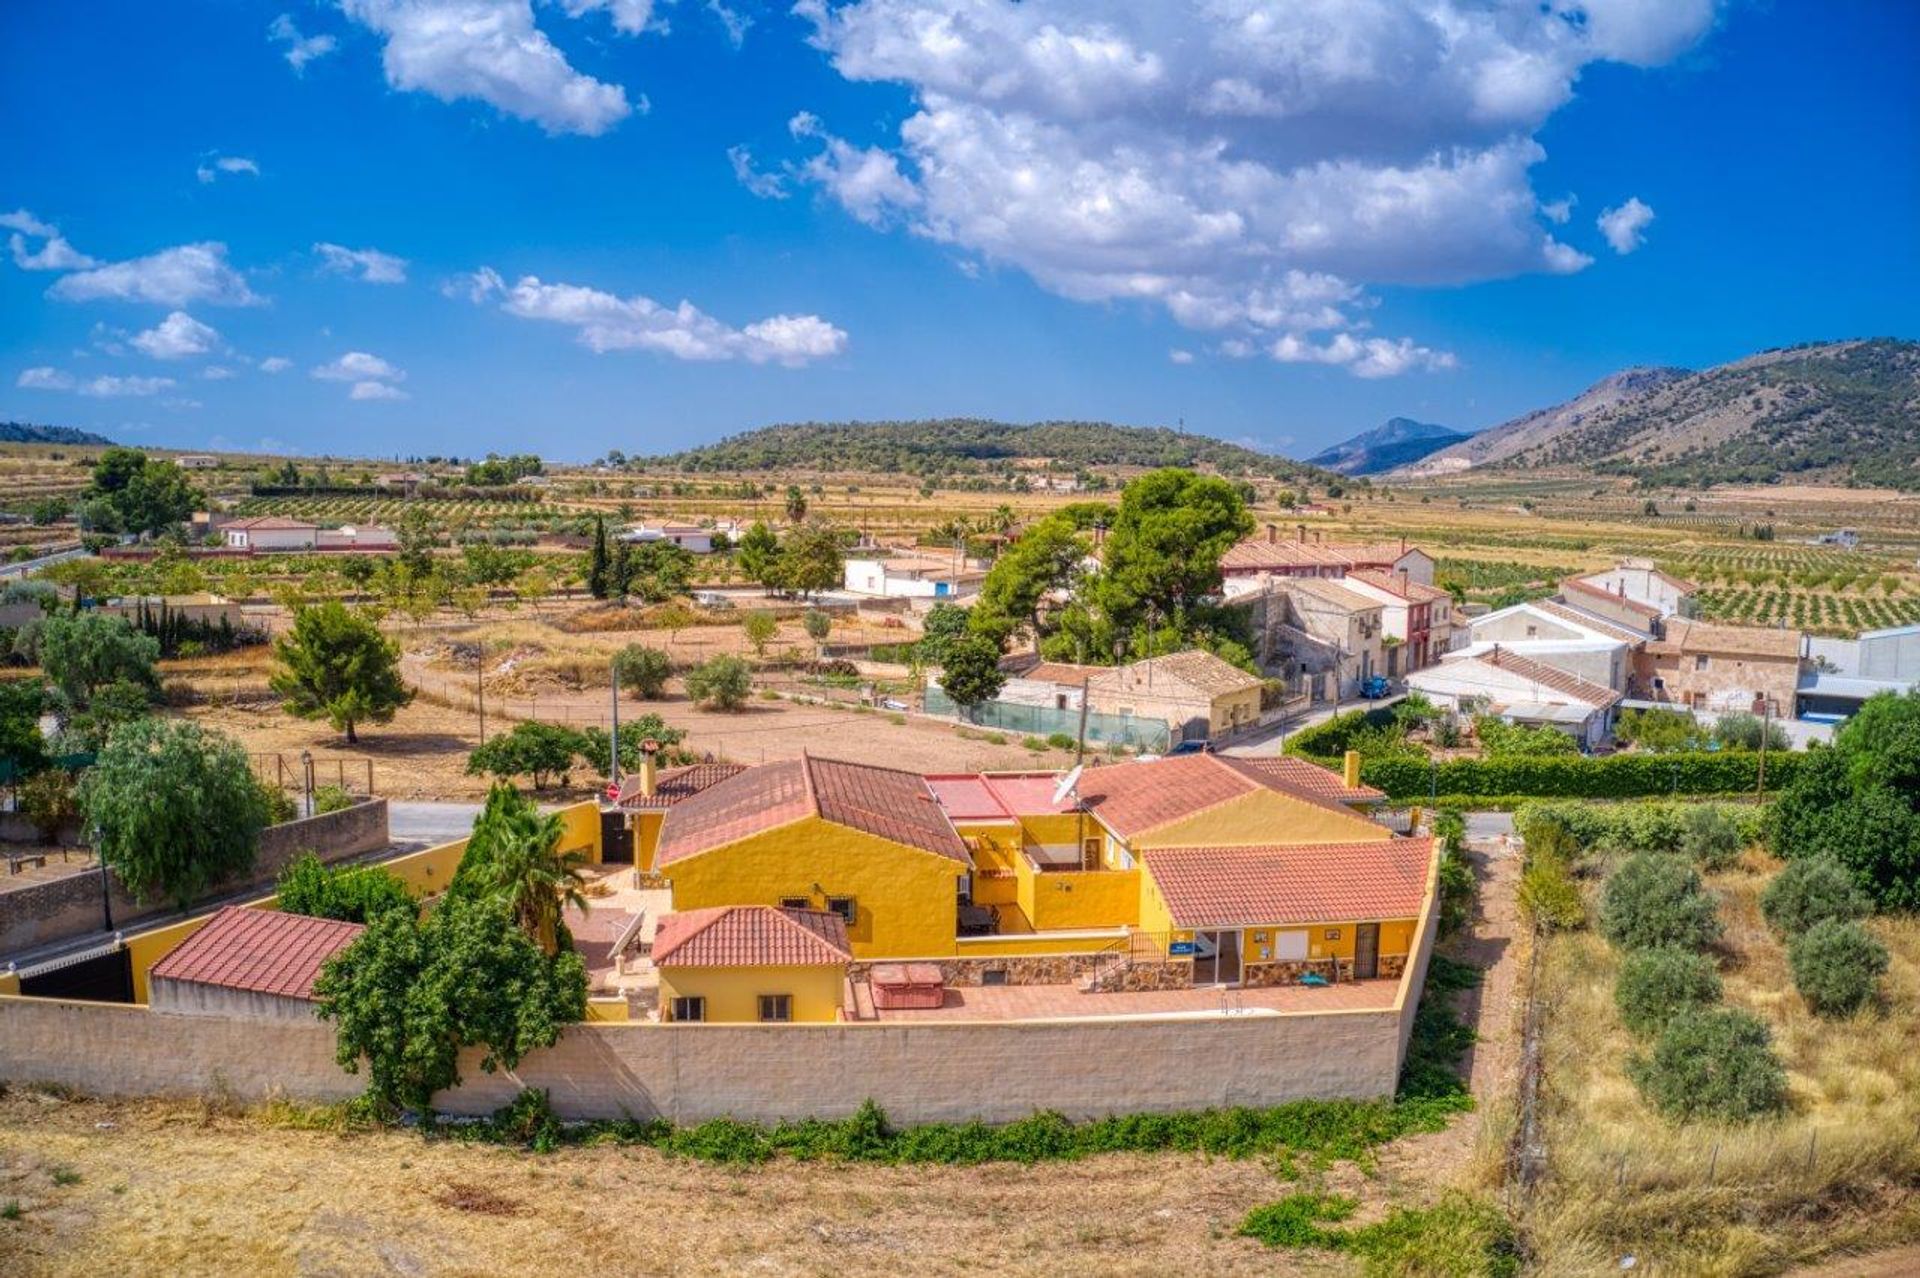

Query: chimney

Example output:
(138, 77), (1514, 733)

(1398, 567), (1410, 592)
(1399, 535), (1407, 553)
(1296, 523), (1307, 542)
(639, 738), (660, 798)
(1343, 749), (1361, 790)
(1266, 522), (1277, 544)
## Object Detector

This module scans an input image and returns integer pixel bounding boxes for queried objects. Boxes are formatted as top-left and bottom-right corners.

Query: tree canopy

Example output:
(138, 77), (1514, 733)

(450, 783), (586, 956)
(79, 718), (269, 907)
(1769, 690), (1920, 909)
(85, 447), (199, 535)
(270, 603), (413, 744)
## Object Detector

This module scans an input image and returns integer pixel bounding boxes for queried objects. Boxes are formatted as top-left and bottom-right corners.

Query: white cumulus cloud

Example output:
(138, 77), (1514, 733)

(3, 208), (100, 272)
(464, 268), (848, 366)
(787, 0), (1717, 375)
(1168, 348), (1195, 365)
(560, 0), (656, 34)
(196, 155), (261, 184)
(71, 374), (178, 398)
(1598, 196), (1656, 254)
(269, 13), (340, 72)
(728, 145), (789, 200)
(259, 356), (293, 373)
(16, 367), (76, 391)
(48, 242), (260, 307)
(350, 380), (410, 401)
(315, 242), (410, 284)
(313, 351), (406, 383)
(339, 0), (638, 136)
(131, 311), (221, 360)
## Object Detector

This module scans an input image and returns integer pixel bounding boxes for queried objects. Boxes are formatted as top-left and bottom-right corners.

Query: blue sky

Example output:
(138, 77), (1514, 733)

(2, 1), (1914, 461)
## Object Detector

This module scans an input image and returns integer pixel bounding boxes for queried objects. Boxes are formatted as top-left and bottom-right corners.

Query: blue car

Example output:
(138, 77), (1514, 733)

(1168, 739), (1216, 755)
(1361, 675), (1392, 699)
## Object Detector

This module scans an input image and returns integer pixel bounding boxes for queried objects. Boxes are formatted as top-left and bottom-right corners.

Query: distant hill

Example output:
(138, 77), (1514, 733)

(1392, 368), (1688, 477)
(648, 419), (1332, 483)
(1307, 417), (1465, 475)
(1499, 339), (1920, 489)
(0, 420), (114, 447)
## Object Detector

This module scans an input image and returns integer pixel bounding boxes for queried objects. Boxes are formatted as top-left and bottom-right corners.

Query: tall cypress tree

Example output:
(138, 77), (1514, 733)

(587, 518), (610, 600)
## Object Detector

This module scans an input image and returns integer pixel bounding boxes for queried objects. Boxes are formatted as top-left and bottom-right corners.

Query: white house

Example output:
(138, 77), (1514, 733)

(842, 551), (985, 600)
(1563, 558), (1697, 631)
(221, 516), (320, 551)
(620, 523), (714, 554)
(1461, 599), (1641, 693)
(1408, 647), (1623, 751)
(173, 454), (218, 470)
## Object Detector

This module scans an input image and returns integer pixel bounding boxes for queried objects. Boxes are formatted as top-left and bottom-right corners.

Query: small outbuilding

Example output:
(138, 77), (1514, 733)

(653, 904), (852, 1023)
(147, 907), (363, 1021)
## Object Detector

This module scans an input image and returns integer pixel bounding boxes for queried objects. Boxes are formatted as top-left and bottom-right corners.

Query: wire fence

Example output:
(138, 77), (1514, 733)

(923, 687), (1172, 751)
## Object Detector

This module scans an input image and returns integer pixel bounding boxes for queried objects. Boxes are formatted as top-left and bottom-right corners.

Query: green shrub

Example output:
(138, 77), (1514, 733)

(1513, 800), (1763, 857)
(684, 654), (752, 710)
(611, 644), (672, 699)
(1679, 805), (1744, 870)
(1760, 856), (1871, 936)
(258, 781), (298, 826)
(1046, 732), (1077, 750)
(1600, 853), (1722, 952)
(1630, 1008), (1788, 1121)
(1359, 751), (1800, 801)
(1238, 1192), (1357, 1248)
(981, 732), (1007, 745)
(276, 851), (416, 924)
(1614, 947), (1722, 1036)
(1474, 715), (1579, 757)
(1021, 735), (1048, 752)
(1518, 847), (1585, 931)
(1788, 919), (1889, 1017)
(1239, 1192), (1519, 1277)
(312, 784), (355, 815)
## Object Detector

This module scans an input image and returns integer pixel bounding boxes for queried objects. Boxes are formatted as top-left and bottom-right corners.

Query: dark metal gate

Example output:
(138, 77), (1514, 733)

(20, 945), (134, 1004)
(599, 809), (634, 865)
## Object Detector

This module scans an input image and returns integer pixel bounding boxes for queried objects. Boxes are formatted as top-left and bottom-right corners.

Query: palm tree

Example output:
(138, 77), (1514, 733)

(460, 784), (588, 955)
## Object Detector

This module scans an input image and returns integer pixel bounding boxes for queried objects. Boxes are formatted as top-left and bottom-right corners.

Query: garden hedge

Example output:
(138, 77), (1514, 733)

(1357, 751), (1799, 801)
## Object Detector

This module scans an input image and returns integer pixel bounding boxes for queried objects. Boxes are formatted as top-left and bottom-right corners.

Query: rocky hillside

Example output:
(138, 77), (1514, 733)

(0, 420), (114, 446)
(1502, 339), (1920, 489)
(1393, 367), (1687, 477)
(1306, 417), (1464, 475)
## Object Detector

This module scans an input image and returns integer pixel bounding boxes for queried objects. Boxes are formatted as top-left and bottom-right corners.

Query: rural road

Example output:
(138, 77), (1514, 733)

(386, 800), (482, 845)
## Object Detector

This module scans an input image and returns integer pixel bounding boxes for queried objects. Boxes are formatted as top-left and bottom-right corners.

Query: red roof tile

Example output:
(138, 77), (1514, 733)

(1227, 757), (1385, 803)
(1072, 753), (1383, 837)
(1346, 569), (1451, 604)
(656, 754), (968, 867)
(652, 906), (851, 967)
(1481, 647), (1623, 707)
(925, 773), (1013, 823)
(1143, 838), (1433, 928)
(148, 907), (364, 1001)
(616, 762), (748, 809)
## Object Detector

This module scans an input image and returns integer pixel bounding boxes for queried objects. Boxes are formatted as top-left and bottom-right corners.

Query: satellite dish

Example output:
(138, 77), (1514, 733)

(1051, 765), (1083, 807)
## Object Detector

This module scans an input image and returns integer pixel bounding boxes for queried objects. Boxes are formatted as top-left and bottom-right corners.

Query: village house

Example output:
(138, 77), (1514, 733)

(1634, 618), (1804, 717)
(612, 756), (749, 870)
(1340, 568), (1458, 671)
(1461, 598), (1642, 694)
(1264, 576), (1388, 697)
(1406, 645), (1624, 750)
(218, 516), (397, 553)
(653, 905), (852, 1024)
(620, 522), (715, 554)
(373, 471), (429, 493)
(1565, 558), (1699, 626)
(842, 550), (986, 600)
(1083, 649), (1264, 743)
(1219, 524), (1434, 599)
(172, 454), (219, 470)
(1799, 622), (1920, 719)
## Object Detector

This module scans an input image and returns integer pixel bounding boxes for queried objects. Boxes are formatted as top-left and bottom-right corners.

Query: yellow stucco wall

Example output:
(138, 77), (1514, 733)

(657, 963), (845, 1023)
(634, 811), (665, 872)
(555, 801), (603, 865)
(1128, 787), (1387, 849)
(1136, 863), (1417, 969)
(951, 931), (1127, 958)
(661, 815), (968, 959)
(1017, 857), (1140, 931)
(1210, 687), (1263, 735)
(585, 997), (631, 1022)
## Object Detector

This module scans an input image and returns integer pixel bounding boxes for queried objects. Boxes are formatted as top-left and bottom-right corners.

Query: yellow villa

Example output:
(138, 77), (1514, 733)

(653, 905), (851, 1024)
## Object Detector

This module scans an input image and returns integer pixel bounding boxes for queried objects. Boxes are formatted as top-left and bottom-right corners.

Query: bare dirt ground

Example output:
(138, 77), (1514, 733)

(0, 1091), (1345, 1278)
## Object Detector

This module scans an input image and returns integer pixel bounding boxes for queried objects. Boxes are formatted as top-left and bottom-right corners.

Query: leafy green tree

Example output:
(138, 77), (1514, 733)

(314, 892), (587, 1113)
(466, 722), (587, 790)
(38, 612), (159, 708)
(1600, 853), (1723, 952)
(1631, 1008), (1787, 1121)
(1760, 855), (1871, 936)
(276, 851), (416, 924)
(79, 719), (269, 907)
(1614, 947), (1722, 1036)
(743, 610), (777, 656)
(939, 634), (1006, 713)
(395, 506), (439, 578)
(626, 541), (693, 602)
(579, 716), (691, 776)
(1090, 468), (1253, 631)
(802, 608), (833, 651)
(785, 484), (808, 523)
(609, 537), (633, 599)
(452, 784), (585, 955)
(971, 515), (1088, 650)
(18, 768), (78, 845)
(612, 644), (672, 699)
(773, 521), (842, 598)
(60, 678), (157, 751)
(684, 654), (752, 710)
(0, 679), (48, 781)
(1768, 690), (1920, 909)
(270, 603), (413, 744)
(917, 602), (970, 666)
(87, 447), (199, 535)
(587, 517), (611, 600)
(1679, 805), (1744, 871)
(736, 520), (779, 591)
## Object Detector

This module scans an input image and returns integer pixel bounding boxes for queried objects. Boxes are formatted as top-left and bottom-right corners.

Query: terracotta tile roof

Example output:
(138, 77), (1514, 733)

(1074, 753), (1376, 838)
(616, 762), (748, 809)
(999, 654), (1103, 686)
(1532, 598), (1648, 645)
(1481, 647), (1623, 707)
(1651, 619), (1803, 660)
(1346, 569), (1450, 604)
(652, 906), (851, 967)
(1087, 650), (1262, 700)
(1222, 535), (1425, 574)
(1276, 576), (1383, 613)
(1561, 576), (1662, 619)
(656, 754), (968, 867)
(148, 907), (364, 1001)
(1227, 757), (1385, 803)
(1143, 837), (1433, 928)
(926, 774), (1015, 823)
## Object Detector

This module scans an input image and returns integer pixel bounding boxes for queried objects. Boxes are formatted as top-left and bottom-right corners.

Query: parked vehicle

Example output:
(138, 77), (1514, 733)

(1361, 675), (1392, 699)
(1168, 739), (1216, 756)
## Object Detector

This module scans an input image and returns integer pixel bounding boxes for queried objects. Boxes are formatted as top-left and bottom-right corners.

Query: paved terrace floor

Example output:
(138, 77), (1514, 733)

(867, 976), (1401, 1022)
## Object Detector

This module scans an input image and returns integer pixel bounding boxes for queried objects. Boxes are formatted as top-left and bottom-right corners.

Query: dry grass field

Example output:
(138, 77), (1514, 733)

(1523, 860), (1920, 1276)
(0, 1090), (1367, 1278)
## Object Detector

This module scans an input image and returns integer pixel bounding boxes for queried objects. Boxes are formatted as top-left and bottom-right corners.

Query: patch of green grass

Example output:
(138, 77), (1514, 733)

(50, 1166), (80, 1187)
(981, 732), (1007, 745)
(887, 713), (906, 725)
(1, 1200), (21, 1221)
(1021, 735), (1048, 752)
(1240, 1192), (1519, 1278)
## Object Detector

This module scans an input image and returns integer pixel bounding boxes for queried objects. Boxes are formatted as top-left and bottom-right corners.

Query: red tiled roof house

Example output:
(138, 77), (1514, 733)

(147, 906), (363, 1021)
(653, 905), (852, 1023)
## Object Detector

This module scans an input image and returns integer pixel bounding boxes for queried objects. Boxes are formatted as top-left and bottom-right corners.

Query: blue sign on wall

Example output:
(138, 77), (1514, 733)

(1168, 941), (1196, 955)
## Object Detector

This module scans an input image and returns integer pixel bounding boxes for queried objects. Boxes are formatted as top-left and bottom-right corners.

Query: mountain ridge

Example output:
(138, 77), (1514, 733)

(0, 420), (116, 447)
(1307, 417), (1465, 475)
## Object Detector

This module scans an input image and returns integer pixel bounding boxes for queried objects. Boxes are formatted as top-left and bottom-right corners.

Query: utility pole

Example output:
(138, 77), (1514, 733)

(610, 658), (621, 785)
(1074, 676), (1091, 768)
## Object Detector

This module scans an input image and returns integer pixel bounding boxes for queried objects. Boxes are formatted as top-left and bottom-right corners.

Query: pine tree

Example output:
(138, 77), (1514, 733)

(610, 538), (632, 601)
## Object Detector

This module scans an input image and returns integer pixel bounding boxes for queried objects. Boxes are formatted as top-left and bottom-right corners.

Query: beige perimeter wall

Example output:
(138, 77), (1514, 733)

(0, 996), (1410, 1124)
